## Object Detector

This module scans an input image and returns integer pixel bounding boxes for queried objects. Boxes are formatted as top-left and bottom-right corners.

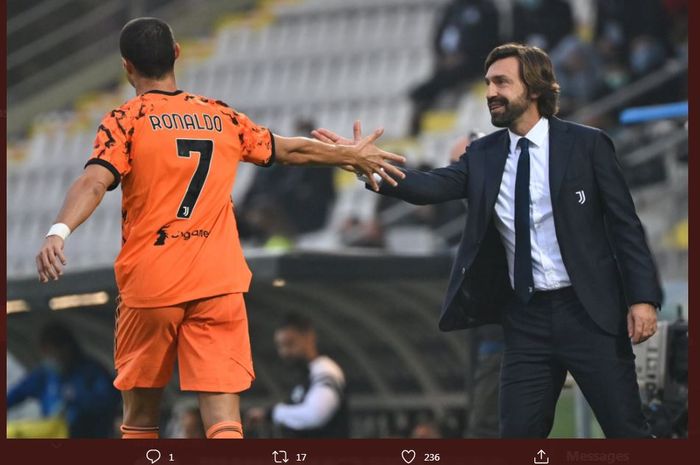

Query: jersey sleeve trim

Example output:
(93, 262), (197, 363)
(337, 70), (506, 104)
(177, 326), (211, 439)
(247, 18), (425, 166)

(257, 129), (276, 168)
(85, 158), (121, 191)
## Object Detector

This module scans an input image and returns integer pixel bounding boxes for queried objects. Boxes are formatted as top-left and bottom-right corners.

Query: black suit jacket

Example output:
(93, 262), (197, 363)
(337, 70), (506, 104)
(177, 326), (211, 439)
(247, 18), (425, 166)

(377, 117), (662, 335)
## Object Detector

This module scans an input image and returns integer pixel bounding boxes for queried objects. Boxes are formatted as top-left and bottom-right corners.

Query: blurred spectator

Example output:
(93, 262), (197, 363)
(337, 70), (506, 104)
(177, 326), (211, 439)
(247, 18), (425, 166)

(162, 397), (206, 438)
(167, 403), (206, 439)
(594, 0), (675, 102)
(247, 313), (349, 438)
(464, 325), (504, 438)
(238, 118), (336, 247)
(595, 0), (671, 61)
(378, 131), (483, 249)
(511, 0), (574, 51)
(7, 321), (120, 438)
(409, 0), (500, 135)
(550, 36), (603, 115)
(663, 0), (688, 55)
(592, 0), (689, 121)
(449, 136), (470, 164)
(338, 215), (385, 248)
(410, 419), (443, 439)
(333, 165), (387, 249)
(286, 120), (337, 232)
(179, 406), (205, 438)
(449, 130), (485, 164)
(377, 164), (465, 248)
(7, 352), (42, 422)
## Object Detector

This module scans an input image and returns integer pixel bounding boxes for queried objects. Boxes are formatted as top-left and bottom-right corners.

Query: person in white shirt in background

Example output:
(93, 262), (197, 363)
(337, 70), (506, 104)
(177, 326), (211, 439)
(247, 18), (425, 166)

(246, 313), (349, 438)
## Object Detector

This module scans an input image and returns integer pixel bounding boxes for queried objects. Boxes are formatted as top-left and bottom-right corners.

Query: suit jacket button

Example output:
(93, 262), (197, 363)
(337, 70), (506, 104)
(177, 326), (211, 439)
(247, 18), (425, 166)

(461, 267), (466, 275)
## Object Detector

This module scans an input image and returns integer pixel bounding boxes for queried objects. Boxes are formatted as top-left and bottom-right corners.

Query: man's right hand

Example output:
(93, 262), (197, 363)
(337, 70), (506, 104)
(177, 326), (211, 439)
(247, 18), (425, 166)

(312, 121), (406, 191)
(36, 235), (67, 283)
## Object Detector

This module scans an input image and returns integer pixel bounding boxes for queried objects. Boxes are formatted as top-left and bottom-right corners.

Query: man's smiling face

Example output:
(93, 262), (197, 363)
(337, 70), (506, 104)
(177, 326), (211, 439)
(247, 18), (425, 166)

(484, 56), (534, 128)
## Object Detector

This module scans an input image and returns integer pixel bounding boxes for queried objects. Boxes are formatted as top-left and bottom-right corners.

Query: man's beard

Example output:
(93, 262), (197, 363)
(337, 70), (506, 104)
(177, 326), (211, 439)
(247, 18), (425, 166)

(488, 92), (531, 128)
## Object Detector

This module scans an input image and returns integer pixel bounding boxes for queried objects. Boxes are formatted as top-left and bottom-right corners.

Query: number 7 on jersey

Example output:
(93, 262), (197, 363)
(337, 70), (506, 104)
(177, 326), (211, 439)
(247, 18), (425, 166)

(176, 138), (214, 219)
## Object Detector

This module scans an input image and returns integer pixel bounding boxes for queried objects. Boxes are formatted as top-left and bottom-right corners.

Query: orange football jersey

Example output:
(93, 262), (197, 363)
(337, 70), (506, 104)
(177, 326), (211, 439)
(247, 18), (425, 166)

(86, 89), (274, 307)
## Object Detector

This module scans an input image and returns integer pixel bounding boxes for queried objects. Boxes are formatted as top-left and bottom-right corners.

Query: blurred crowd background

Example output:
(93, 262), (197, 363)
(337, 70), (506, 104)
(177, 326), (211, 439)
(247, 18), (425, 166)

(7, 0), (688, 438)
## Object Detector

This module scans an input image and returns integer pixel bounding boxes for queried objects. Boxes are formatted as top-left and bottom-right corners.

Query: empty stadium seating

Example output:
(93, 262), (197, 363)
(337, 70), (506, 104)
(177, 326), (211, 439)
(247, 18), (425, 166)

(6, 0), (449, 279)
(6, 0), (687, 291)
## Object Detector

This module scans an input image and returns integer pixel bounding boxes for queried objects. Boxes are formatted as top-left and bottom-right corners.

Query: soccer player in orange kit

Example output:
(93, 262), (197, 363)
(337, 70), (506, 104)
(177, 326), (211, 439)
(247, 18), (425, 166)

(35, 17), (405, 440)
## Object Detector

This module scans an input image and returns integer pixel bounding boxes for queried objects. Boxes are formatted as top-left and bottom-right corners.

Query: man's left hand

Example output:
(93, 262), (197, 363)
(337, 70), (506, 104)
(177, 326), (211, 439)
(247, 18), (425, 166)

(627, 303), (657, 344)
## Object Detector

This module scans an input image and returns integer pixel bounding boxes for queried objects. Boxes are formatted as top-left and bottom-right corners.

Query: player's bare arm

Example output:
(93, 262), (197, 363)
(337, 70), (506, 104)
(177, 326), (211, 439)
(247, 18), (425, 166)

(273, 125), (406, 191)
(311, 121), (404, 185)
(35, 164), (115, 283)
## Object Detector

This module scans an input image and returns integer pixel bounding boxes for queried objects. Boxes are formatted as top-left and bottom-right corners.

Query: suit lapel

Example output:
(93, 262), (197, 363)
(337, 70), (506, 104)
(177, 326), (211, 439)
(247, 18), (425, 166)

(482, 130), (510, 215)
(548, 117), (575, 202)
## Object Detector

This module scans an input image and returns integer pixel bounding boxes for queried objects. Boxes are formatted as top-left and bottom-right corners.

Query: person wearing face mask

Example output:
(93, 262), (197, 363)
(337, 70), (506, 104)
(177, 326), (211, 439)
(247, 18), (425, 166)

(7, 321), (120, 438)
(409, 0), (500, 135)
(246, 313), (349, 438)
(511, 0), (574, 51)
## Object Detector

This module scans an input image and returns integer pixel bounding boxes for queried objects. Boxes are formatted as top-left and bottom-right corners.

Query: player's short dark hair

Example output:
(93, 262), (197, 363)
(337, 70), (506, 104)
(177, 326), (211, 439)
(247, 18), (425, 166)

(120, 17), (176, 79)
(278, 313), (314, 333)
(484, 43), (560, 117)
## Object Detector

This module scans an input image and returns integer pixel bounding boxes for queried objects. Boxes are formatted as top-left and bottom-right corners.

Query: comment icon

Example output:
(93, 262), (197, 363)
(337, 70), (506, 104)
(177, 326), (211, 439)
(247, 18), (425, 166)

(146, 449), (162, 464)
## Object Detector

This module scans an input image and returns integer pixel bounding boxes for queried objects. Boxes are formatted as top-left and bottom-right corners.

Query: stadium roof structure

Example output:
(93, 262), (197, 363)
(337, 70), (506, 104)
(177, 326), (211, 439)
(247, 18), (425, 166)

(8, 252), (471, 419)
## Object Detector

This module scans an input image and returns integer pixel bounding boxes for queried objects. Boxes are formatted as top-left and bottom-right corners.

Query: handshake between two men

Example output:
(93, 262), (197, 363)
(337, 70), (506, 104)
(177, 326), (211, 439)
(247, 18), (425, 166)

(311, 121), (402, 192)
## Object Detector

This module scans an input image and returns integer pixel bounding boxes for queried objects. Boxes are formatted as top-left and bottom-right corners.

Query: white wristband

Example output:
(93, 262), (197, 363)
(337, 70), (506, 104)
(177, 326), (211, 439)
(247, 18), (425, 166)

(46, 223), (71, 240)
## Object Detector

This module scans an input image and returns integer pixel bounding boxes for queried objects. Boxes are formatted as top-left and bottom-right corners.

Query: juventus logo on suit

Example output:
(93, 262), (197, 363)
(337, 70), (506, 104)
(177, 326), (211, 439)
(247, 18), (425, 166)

(373, 116), (663, 438)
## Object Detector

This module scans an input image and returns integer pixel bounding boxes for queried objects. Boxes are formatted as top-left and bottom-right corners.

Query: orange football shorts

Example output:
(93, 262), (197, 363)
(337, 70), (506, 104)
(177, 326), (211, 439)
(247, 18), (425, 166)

(113, 292), (255, 393)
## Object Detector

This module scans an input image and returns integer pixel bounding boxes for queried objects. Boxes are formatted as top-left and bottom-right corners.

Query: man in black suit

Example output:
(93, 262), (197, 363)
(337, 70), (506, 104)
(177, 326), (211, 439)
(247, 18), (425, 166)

(313, 43), (662, 438)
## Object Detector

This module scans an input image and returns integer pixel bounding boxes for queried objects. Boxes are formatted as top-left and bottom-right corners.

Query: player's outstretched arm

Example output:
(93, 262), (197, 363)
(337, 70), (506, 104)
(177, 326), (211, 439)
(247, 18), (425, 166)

(36, 165), (115, 283)
(314, 122), (469, 205)
(272, 126), (406, 191)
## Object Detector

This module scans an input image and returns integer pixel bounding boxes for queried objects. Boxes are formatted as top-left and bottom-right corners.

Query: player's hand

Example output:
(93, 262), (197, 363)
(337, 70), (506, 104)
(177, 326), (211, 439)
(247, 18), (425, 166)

(627, 303), (657, 344)
(36, 235), (67, 283)
(352, 127), (406, 191)
(313, 120), (406, 191)
(312, 120), (362, 173)
(311, 120), (359, 146)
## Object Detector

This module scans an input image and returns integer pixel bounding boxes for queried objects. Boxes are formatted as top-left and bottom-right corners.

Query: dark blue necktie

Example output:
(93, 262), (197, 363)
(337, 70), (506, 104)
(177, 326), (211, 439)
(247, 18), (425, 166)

(514, 137), (534, 303)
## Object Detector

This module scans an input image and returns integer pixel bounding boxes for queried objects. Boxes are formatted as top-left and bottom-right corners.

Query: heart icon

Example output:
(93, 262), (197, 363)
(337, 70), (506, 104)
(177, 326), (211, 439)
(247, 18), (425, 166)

(401, 449), (416, 464)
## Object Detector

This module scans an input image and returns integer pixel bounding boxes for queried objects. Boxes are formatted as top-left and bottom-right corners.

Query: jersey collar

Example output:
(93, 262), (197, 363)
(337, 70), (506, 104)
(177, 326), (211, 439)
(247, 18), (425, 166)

(142, 89), (184, 96)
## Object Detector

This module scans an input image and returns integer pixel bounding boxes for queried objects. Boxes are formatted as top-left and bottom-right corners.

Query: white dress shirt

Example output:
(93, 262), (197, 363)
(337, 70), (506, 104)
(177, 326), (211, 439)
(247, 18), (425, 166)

(494, 117), (571, 291)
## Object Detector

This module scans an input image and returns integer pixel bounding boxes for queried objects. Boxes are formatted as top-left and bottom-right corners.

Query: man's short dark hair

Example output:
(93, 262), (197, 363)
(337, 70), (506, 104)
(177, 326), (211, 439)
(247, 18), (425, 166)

(484, 43), (560, 118)
(120, 17), (176, 79)
(278, 313), (314, 333)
